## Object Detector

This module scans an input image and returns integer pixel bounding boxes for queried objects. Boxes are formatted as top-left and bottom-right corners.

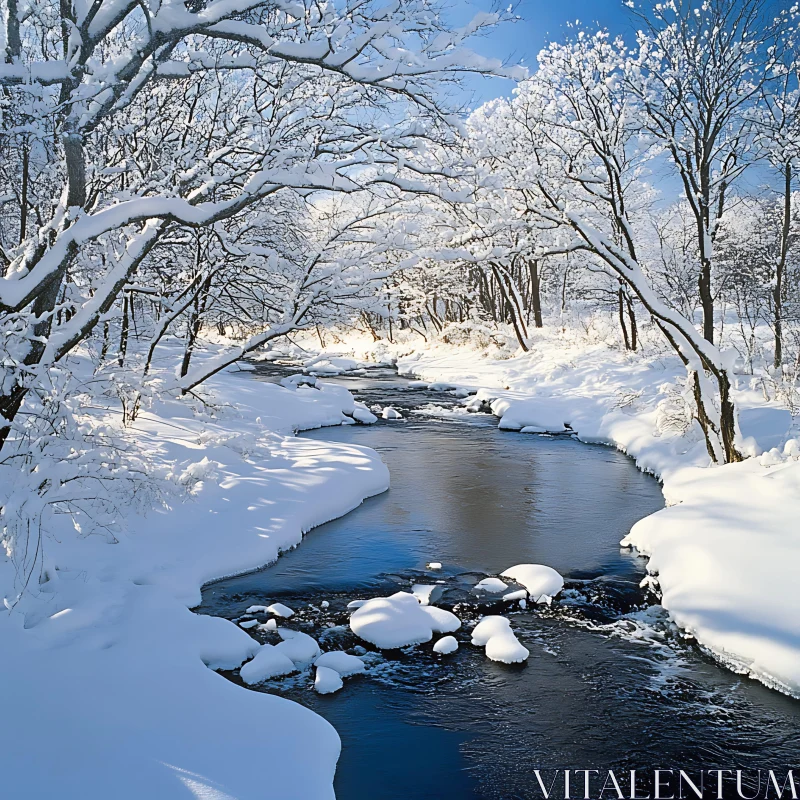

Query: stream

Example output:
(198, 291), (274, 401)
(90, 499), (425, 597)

(198, 365), (800, 799)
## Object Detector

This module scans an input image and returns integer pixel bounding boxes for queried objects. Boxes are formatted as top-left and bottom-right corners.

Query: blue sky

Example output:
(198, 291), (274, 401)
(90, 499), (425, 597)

(454, 0), (636, 107)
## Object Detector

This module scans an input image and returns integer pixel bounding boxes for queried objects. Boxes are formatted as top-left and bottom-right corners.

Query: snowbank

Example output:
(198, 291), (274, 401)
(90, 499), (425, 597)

(389, 333), (800, 696)
(0, 361), (390, 798)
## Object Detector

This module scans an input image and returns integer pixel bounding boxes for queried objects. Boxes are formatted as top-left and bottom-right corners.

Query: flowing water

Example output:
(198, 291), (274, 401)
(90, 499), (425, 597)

(198, 364), (800, 799)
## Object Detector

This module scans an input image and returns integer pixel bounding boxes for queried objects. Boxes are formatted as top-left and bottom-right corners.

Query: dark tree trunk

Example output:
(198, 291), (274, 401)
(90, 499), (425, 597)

(775, 161), (791, 368)
(529, 259), (543, 328)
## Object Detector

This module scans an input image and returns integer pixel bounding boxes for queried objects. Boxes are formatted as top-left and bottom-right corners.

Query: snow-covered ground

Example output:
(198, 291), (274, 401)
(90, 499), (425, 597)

(0, 364), (389, 799)
(309, 326), (800, 698)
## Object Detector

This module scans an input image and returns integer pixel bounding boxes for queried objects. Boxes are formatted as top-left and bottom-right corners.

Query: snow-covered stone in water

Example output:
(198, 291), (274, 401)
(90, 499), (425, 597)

(314, 666), (343, 694)
(266, 602), (294, 618)
(453, 387), (472, 398)
(471, 616), (512, 646)
(520, 425), (548, 434)
(408, 381), (429, 389)
(426, 562), (442, 570)
(347, 599), (368, 609)
(428, 382), (456, 391)
(274, 629), (320, 664)
(350, 592), (444, 649)
(502, 589), (527, 603)
(381, 406), (403, 420)
(239, 619), (258, 629)
(421, 605), (461, 634)
(474, 577), (508, 593)
(259, 618), (277, 632)
(411, 584), (437, 605)
(485, 632), (529, 664)
(433, 636), (459, 655)
(314, 651), (366, 677)
(500, 564), (564, 603)
(240, 645), (296, 684)
(353, 402), (378, 424)
(280, 373), (317, 389)
(321, 600), (330, 609)
(246, 604), (268, 614)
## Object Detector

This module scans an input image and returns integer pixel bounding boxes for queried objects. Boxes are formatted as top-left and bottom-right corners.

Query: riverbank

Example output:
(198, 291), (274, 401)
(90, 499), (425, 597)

(0, 360), (388, 799)
(300, 326), (800, 697)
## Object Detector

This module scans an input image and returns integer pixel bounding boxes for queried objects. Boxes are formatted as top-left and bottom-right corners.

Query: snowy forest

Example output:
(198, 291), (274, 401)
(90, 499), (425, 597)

(3, 0), (800, 798)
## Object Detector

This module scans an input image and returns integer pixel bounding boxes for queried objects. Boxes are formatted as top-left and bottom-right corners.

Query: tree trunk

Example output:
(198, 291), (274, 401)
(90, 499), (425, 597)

(625, 291), (637, 351)
(618, 283), (631, 350)
(775, 161), (791, 369)
(118, 292), (130, 367)
(529, 258), (543, 328)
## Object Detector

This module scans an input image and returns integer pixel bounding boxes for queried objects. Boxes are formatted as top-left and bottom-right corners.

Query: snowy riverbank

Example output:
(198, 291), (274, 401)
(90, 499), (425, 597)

(0, 366), (388, 799)
(305, 327), (800, 698)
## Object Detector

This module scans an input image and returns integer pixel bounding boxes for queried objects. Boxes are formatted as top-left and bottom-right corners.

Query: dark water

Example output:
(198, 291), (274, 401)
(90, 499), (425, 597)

(199, 364), (800, 800)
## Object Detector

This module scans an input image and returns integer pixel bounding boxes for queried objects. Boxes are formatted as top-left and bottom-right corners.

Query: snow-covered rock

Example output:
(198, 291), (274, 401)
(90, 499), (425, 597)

(240, 645), (297, 684)
(266, 602), (295, 618)
(433, 636), (459, 655)
(314, 651), (366, 677)
(352, 402), (378, 424)
(485, 632), (529, 664)
(422, 605), (461, 634)
(381, 406), (403, 420)
(471, 616), (529, 663)
(280, 373), (318, 389)
(411, 584), (437, 605)
(471, 616), (512, 646)
(274, 629), (320, 664)
(239, 619), (258, 629)
(314, 666), (343, 694)
(349, 592), (460, 649)
(246, 604), (268, 614)
(426, 561), (442, 570)
(474, 577), (508, 593)
(500, 564), (564, 603)
(502, 589), (527, 603)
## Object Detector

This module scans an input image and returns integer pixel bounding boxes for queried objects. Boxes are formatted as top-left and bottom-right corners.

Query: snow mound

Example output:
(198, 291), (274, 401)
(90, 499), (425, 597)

(381, 406), (403, 420)
(267, 602), (295, 618)
(314, 666), (343, 694)
(279, 373), (318, 389)
(474, 577), (508, 593)
(240, 645), (297, 684)
(485, 632), (529, 664)
(500, 564), (564, 603)
(353, 402), (378, 424)
(433, 636), (459, 655)
(274, 629), (320, 664)
(471, 616), (511, 646)
(349, 592), (460, 649)
(314, 651), (366, 677)
(471, 616), (529, 663)
(422, 605), (461, 633)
